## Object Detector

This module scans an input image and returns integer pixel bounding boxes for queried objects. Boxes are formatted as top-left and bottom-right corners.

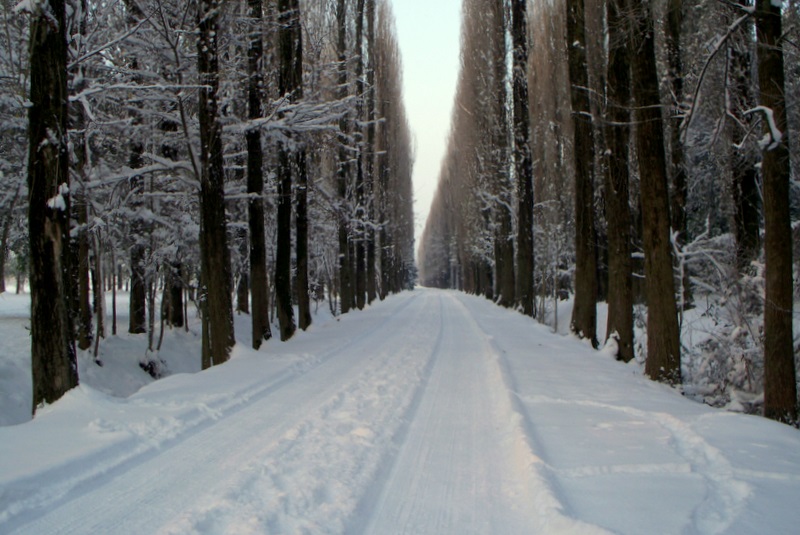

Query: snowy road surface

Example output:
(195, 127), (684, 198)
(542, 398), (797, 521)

(2, 289), (800, 534)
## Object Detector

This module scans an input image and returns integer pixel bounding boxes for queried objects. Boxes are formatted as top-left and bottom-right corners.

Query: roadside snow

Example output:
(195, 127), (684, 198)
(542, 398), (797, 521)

(1, 289), (799, 534)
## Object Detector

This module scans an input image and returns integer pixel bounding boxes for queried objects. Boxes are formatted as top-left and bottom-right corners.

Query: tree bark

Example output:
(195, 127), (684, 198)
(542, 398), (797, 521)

(728, 33), (760, 274)
(629, 0), (681, 384)
(275, 0), (302, 340)
(197, 0), (235, 365)
(756, 0), (797, 423)
(246, 0), (272, 347)
(567, 0), (598, 347)
(128, 142), (147, 335)
(603, 0), (634, 362)
(354, 0), (367, 310)
(336, 0), (353, 314)
(27, 0), (79, 412)
(665, 0), (690, 307)
(512, 0), (534, 317)
(365, 0), (377, 305)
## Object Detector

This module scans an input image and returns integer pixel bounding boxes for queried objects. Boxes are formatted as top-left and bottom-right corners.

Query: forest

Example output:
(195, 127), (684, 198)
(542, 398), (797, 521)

(417, 0), (800, 423)
(0, 0), (415, 411)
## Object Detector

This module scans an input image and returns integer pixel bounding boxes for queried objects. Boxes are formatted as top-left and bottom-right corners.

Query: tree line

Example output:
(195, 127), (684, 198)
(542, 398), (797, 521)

(1, 0), (415, 413)
(417, 0), (799, 424)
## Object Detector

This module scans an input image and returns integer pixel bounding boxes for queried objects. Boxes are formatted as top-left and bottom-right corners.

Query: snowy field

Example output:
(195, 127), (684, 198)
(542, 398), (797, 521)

(1, 288), (800, 534)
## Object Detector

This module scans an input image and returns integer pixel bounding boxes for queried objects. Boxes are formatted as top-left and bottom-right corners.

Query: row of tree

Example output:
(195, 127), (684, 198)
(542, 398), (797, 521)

(417, 0), (798, 423)
(1, 0), (416, 413)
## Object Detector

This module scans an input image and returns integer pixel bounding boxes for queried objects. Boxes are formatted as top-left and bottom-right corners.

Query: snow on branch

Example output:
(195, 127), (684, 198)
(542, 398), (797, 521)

(745, 106), (783, 151)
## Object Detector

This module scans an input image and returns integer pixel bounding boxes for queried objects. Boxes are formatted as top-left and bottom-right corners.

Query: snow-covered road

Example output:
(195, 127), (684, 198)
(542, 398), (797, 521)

(2, 289), (800, 534)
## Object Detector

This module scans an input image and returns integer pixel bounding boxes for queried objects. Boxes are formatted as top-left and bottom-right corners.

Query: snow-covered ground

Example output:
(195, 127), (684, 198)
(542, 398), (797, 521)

(1, 288), (799, 534)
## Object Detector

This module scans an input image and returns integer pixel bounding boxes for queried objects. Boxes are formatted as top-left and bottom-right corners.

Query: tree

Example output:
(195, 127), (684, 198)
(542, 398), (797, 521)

(198, 0), (235, 366)
(628, 0), (681, 384)
(602, 0), (634, 362)
(336, 0), (353, 314)
(665, 0), (690, 307)
(512, 0), (534, 317)
(567, 0), (598, 347)
(24, 0), (79, 411)
(275, 0), (300, 340)
(246, 0), (272, 348)
(755, 0), (797, 423)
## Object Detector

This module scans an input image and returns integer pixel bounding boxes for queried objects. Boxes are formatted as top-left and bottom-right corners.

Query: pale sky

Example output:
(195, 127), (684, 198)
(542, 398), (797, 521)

(390, 0), (462, 244)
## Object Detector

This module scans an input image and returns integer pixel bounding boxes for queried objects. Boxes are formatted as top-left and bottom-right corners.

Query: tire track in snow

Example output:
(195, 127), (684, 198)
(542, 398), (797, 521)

(3, 293), (433, 534)
(152, 290), (445, 535)
(456, 292), (750, 535)
(451, 293), (613, 535)
(519, 396), (751, 535)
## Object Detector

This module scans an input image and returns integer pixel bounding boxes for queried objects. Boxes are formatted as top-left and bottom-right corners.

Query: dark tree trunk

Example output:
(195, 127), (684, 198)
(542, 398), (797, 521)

(336, 0), (353, 315)
(75, 197), (93, 350)
(492, 0), (515, 309)
(128, 142), (147, 335)
(512, 0), (534, 317)
(727, 29), (760, 273)
(69, 0), (92, 352)
(168, 262), (184, 328)
(0, 186), (21, 294)
(197, 0), (235, 366)
(567, 0), (598, 347)
(247, 0), (272, 348)
(275, 146), (295, 340)
(365, 0), (377, 305)
(354, 0), (367, 311)
(603, 0), (634, 362)
(274, 0), (302, 340)
(27, 0), (79, 412)
(756, 0), (797, 423)
(296, 150), (312, 330)
(629, 0), (681, 384)
(665, 0), (690, 307)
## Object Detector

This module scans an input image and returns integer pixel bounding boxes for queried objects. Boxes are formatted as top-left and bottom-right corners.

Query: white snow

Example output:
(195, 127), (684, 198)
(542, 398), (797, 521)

(1, 288), (800, 534)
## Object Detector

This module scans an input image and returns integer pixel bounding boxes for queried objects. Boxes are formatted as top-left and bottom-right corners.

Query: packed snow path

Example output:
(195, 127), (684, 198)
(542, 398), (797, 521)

(2, 289), (800, 534)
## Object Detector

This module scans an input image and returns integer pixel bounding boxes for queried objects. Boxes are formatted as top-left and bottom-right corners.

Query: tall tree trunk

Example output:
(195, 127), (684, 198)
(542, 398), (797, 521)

(197, 0), (235, 365)
(354, 0), (367, 310)
(247, 0), (272, 347)
(629, 0), (681, 384)
(128, 142), (147, 335)
(67, 0), (92, 352)
(365, 0), (377, 304)
(728, 19), (760, 274)
(336, 0), (353, 314)
(0, 185), (21, 294)
(489, 0), (514, 309)
(27, 0), (79, 412)
(512, 0), (534, 317)
(275, 0), (301, 340)
(296, 149), (312, 330)
(756, 0), (797, 423)
(665, 0), (690, 307)
(603, 0), (634, 362)
(567, 0), (598, 347)
(168, 262), (184, 327)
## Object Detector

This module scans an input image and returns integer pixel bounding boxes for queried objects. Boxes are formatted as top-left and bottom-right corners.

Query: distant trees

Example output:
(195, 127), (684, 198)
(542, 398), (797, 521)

(7, 0), (415, 406)
(418, 0), (798, 421)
